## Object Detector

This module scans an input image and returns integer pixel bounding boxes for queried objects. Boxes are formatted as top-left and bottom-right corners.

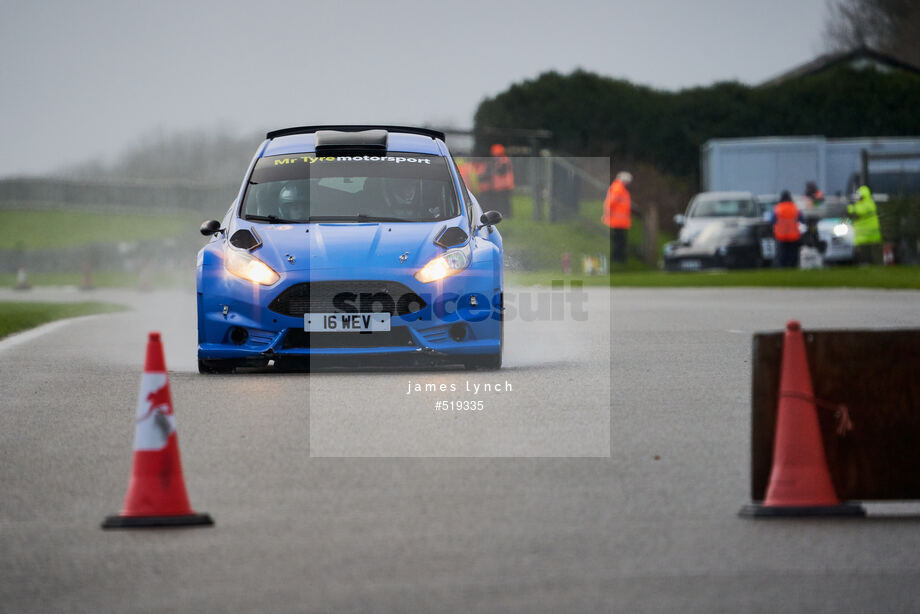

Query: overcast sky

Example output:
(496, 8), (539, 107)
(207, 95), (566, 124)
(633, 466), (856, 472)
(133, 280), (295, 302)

(0, 0), (829, 176)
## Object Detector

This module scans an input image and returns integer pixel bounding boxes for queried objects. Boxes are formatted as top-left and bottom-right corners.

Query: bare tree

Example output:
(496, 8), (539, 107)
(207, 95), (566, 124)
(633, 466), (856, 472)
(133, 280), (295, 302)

(824, 0), (920, 66)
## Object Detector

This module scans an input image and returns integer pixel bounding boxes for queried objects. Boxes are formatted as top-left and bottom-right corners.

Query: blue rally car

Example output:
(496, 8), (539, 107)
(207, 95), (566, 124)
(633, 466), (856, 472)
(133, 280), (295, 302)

(197, 125), (504, 372)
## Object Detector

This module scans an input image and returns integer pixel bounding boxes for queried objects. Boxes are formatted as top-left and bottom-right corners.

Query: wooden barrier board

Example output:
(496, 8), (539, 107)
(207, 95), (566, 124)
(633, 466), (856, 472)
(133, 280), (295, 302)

(751, 329), (920, 501)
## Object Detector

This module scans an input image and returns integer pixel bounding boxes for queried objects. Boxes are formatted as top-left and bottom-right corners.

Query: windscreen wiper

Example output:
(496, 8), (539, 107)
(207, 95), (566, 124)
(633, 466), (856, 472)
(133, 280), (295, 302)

(244, 214), (300, 223)
(304, 215), (413, 223)
(355, 214), (412, 222)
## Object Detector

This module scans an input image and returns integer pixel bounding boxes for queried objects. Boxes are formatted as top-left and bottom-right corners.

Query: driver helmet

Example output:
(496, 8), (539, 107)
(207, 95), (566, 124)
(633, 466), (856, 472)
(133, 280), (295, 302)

(278, 182), (307, 217)
(385, 178), (420, 208)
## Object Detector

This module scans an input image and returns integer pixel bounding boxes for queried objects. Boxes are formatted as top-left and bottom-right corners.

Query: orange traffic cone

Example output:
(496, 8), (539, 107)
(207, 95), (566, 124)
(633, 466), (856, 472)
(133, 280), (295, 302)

(102, 332), (213, 528)
(740, 321), (864, 517)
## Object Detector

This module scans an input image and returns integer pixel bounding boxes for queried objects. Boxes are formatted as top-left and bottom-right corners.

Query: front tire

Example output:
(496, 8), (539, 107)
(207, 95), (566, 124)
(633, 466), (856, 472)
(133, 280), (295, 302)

(464, 318), (503, 370)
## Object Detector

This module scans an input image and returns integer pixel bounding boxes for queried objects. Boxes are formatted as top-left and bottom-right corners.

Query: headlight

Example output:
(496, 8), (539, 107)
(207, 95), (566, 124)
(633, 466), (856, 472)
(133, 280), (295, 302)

(832, 223), (849, 237)
(415, 246), (471, 283)
(225, 249), (280, 285)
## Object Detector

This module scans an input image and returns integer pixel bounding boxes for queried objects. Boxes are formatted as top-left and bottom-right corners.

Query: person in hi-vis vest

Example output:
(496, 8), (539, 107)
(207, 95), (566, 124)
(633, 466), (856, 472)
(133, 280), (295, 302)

(771, 190), (803, 268)
(603, 171), (633, 264)
(487, 144), (515, 218)
(848, 185), (883, 265)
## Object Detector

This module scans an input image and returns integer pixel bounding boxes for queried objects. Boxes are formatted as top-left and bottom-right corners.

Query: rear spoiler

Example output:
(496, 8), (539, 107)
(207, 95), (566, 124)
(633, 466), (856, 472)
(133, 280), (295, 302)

(266, 125), (445, 141)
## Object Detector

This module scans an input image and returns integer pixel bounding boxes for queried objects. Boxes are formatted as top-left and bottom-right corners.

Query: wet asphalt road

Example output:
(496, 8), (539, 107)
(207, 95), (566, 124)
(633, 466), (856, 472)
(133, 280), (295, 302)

(1, 285), (919, 613)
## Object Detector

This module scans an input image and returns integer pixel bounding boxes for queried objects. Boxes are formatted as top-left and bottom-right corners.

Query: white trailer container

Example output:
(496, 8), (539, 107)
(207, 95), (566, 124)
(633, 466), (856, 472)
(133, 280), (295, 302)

(701, 136), (920, 196)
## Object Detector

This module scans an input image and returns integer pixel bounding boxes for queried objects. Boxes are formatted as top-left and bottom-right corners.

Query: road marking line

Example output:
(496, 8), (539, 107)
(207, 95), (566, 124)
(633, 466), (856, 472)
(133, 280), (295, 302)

(0, 314), (105, 353)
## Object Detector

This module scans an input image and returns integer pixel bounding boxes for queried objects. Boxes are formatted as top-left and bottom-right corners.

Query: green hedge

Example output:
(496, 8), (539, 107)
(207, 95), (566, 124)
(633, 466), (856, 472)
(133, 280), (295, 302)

(474, 66), (920, 183)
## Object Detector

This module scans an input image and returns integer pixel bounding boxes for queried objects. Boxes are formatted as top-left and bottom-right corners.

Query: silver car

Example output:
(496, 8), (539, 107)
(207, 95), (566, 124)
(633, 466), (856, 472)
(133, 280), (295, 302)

(814, 199), (855, 264)
(664, 191), (772, 270)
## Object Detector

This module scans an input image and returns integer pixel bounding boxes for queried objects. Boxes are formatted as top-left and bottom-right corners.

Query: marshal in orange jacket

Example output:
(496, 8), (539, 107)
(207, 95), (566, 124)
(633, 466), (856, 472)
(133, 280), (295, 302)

(772, 200), (802, 242)
(602, 179), (631, 229)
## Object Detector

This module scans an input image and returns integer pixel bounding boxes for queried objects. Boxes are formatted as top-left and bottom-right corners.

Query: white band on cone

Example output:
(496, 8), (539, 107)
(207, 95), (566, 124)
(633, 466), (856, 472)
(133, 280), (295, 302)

(133, 372), (177, 451)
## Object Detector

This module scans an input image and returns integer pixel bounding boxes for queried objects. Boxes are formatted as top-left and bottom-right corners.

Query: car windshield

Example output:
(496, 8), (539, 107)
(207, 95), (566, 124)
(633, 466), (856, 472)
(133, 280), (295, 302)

(690, 199), (757, 218)
(241, 152), (460, 223)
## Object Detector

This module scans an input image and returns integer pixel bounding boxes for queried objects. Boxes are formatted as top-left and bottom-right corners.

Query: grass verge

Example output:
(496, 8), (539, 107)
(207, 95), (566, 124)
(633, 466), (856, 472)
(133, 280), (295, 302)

(499, 195), (670, 270)
(0, 301), (128, 339)
(508, 265), (920, 289)
(0, 208), (203, 251)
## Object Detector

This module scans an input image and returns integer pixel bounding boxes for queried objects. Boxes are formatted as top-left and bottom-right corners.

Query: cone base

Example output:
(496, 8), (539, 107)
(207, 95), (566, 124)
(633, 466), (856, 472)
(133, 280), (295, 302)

(101, 512), (214, 529)
(738, 502), (865, 518)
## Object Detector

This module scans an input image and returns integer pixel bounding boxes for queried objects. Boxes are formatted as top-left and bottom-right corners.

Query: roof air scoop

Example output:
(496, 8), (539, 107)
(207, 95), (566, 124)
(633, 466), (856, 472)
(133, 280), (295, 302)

(314, 129), (388, 155)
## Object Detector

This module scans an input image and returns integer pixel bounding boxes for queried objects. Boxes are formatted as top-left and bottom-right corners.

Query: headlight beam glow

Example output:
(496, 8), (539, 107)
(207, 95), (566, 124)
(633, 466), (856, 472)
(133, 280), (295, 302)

(225, 249), (280, 285)
(415, 246), (471, 283)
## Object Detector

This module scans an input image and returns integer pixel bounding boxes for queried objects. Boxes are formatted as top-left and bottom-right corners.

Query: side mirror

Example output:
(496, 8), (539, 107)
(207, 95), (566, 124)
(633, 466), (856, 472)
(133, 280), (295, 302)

(673, 214), (686, 226)
(480, 210), (503, 227)
(200, 220), (221, 236)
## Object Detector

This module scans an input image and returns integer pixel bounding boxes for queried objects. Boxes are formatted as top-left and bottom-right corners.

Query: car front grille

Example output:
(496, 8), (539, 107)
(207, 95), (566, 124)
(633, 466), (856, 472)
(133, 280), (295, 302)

(269, 281), (427, 317)
(281, 328), (416, 349)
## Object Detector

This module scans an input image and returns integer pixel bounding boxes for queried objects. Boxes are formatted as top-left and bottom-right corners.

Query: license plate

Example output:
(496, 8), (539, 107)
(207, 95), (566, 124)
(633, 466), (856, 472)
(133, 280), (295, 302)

(680, 259), (702, 271)
(305, 313), (391, 332)
(760, 238), (776, 259)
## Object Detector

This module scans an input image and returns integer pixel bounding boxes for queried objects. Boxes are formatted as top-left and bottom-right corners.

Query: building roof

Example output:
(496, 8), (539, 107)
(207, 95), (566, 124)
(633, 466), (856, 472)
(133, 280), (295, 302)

(759, 46), (920, 87)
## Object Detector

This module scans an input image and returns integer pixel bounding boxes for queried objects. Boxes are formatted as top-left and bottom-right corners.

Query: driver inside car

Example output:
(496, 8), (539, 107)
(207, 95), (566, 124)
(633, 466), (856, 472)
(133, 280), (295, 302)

(277, 182), (309, 220)
(383, 177), (423, 219)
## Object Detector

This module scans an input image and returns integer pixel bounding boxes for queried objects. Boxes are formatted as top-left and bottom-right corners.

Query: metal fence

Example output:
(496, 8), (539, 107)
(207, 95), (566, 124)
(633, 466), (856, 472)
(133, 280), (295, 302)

(880, 197), (920, 264)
